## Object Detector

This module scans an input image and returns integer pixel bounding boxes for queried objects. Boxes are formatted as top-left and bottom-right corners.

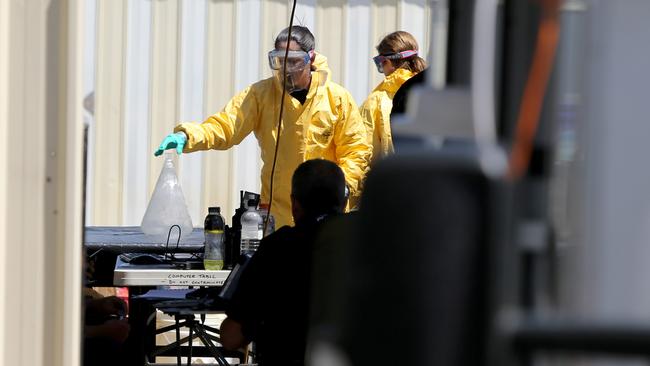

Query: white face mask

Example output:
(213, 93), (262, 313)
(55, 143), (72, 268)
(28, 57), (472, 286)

(273, 69), (300, 93)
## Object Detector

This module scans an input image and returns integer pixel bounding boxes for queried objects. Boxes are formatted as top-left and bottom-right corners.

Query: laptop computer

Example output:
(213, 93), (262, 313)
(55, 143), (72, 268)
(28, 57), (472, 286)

(169, 252), (253, 310)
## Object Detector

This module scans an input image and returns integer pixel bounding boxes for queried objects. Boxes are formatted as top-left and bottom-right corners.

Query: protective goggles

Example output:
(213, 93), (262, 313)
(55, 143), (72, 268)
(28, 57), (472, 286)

(372, 50), (418, 72)
(268, 49), (313, 72)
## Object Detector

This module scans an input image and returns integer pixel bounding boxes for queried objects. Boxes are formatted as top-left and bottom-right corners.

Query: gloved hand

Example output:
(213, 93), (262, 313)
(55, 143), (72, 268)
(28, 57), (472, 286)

(154, 132), (187, 156)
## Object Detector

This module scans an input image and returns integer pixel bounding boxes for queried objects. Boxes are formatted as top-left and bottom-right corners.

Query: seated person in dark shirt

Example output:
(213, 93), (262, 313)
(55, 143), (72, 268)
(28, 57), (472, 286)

(83, 291), (130, 366)
(390, 67), (427, 116)
(220, 158), (347, 366)
(390, 68), (429, 151)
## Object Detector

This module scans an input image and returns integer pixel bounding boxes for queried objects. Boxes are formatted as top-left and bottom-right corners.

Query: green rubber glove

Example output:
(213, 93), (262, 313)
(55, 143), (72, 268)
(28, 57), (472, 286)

(154, 132), (187, 156)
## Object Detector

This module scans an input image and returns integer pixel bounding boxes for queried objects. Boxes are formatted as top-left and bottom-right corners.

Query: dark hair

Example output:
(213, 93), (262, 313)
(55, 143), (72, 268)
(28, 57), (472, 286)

(291, 159), (346, 218)
(274, 26), (315, 52)
(377, 31), (427, 73)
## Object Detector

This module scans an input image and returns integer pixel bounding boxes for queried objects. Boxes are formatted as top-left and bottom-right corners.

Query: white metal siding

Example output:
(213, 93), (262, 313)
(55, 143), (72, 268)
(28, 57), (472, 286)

(86, 0), (432, 226)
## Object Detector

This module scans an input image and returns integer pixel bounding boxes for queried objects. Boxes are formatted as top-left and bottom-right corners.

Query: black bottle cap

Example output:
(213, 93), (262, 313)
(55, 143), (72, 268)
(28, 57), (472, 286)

(208, 207), (221, 214)
(247, 199), (257, 208)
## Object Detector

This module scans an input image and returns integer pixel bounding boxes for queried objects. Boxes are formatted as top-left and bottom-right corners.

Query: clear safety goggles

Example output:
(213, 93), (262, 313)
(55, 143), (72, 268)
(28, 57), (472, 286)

(268, 49), (312, 72)
(372, 50), (418, 72)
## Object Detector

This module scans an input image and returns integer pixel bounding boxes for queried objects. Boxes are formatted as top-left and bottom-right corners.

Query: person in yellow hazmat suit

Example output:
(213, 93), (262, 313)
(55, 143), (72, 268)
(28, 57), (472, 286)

(360, 31), (427, 163)
(154, 26), (371, 227)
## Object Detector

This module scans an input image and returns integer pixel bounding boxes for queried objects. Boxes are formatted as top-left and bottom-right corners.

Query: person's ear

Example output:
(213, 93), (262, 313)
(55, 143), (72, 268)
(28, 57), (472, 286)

(308, 50), (316, 70)
(291, 195), (303, 222)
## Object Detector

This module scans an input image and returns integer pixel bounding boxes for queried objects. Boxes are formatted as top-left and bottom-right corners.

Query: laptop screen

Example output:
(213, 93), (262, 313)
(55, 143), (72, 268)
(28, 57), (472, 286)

(218, 252), (253, 301)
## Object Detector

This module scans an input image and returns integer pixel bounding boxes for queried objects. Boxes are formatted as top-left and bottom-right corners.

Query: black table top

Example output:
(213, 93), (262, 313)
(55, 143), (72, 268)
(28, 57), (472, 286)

(84, 226), (205, 254)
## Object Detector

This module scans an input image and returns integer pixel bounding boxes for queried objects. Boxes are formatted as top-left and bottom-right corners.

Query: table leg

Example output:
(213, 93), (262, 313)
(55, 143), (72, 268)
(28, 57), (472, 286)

(188, 319), (193, 366)
(123, 287), (156, 366)
(175, 316), (182, 366)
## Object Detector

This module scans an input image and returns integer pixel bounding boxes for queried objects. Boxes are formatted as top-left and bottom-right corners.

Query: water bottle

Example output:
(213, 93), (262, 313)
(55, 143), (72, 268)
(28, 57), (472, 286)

(240, 199), (262, 255)
(258, 203), (276, 237)
(225, 192), (259, 269)
(204, 207), (226, 270)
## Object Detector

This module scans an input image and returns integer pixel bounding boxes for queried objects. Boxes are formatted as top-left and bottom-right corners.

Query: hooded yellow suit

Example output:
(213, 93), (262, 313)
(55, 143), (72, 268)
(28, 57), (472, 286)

(174, 54), (371, 227)
(359, 68), (416, 162)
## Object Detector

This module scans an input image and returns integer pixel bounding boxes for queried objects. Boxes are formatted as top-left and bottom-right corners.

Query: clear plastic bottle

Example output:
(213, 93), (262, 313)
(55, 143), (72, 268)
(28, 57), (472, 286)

(258, 203), (276, 237)
(204, 207), (225, 270)
(240, 199), (262, 255)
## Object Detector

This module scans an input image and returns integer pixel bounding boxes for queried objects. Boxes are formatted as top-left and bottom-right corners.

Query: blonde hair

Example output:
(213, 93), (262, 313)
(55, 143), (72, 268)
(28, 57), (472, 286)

(376, 31), (427, 73)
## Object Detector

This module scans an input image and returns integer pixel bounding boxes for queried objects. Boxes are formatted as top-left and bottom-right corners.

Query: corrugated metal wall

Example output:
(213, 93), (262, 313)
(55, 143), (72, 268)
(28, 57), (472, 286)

(84, 0), (432, 227)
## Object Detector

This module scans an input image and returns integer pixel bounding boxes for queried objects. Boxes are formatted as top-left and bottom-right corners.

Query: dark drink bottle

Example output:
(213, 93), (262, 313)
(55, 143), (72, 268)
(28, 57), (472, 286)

(204, 207), (225, 270)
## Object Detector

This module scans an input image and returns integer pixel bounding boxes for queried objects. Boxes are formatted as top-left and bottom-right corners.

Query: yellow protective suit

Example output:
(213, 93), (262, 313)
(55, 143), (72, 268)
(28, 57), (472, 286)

(174, 53), (371, 227)
(359, 68), (416, 162)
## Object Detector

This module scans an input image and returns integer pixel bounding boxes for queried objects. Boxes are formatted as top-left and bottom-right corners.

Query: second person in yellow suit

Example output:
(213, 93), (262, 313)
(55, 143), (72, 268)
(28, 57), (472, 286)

(155, 26), (371, 227)
(360, 31), (427, 163)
